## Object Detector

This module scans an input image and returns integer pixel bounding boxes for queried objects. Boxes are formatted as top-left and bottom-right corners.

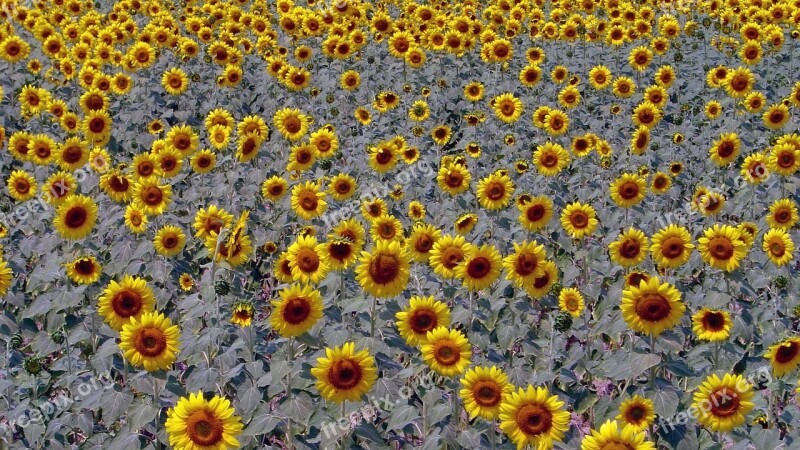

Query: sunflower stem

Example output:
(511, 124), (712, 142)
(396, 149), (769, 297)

(370, 296), (377, 337)
(713, 342), (720, 369)
(339, 400), (346, 450)
(152, 376), (160, 448)
(490, 419), (496, 450)
(649, 333), (656, 391)
(452, 387), (460, 433)
(286, 337), (294, 450)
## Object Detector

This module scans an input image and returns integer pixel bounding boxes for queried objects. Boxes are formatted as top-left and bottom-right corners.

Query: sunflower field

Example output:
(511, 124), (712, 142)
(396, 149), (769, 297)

(2, 0), (800, 448)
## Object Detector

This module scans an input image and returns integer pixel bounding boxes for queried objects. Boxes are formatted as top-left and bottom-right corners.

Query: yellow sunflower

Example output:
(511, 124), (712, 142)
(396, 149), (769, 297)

(231, 302), (254, 327)
(119, 311), (180, 372)
(558, 287), (585, 317)
(609, 173), (646, 208)
(767, 198), (798, 229)
(692, 308), (732, 342)
(98, 275), (156, 331)
(560, 202), (598, 238)
(524, 260), (559, 300)
(311, 342), (377, 403)
(621, 276), (685, 336)
(287, 235), (330, 285)
(290, 180), (327, 220)
(273, 107), (311, 141)
(697, 224), (748, 272)
(499, 385), (570, 450)
(132, 177), (172, 216)
(154, 225), (186, 257)
(616, 395), (656, 433)
(7, 170), (37, 202)
(0, 259), (12, 297)
(165, 391), (243, 450)
(355, 239), (410, 298)
(460, 366), (513, 420)
(518, 195), (553, 231)
(437, 163), (472, 195)
(609, 228), (649, 267)
(455, 244), (503, 291)
(763, 228), (795, 266)
(692, 373), (754, 432)
(53, 195), (98, 240)
(65, 256), (102, 285)
(420, 326), (471, 377)
(649, 224), (694, 269)
(395, 296), (451, 346)
(581, 420), (654, 450)
(492, 93), (524, 123)
(765, 337), (800, 378)
(271, 283), (324, 337)
(503, 240), (546, 287)
(429, 234), (472, 279)
(476, 172), (514, 210)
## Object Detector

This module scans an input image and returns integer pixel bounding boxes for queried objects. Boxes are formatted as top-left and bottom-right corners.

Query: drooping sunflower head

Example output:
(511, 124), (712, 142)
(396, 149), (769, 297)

(581, 419), (655, 450)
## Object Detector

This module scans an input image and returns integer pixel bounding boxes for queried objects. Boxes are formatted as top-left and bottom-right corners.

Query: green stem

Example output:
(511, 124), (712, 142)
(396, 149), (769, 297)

(649, 333), (656, 391)
(287, 338), (294, 450)
(339, 400), (346, 450)
(370, 296), (377, 337)
(153, 376), (160, 448)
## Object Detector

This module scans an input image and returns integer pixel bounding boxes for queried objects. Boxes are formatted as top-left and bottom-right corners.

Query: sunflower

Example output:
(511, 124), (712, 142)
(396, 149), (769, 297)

(82, 109), (112, 145)
(132, 177), (172, 216)
(543, 109), (569, 136)
(560, 202), (598, 239)
(260, 176), (288, 202)
(165, 391), (243, 450)
(273, 108), (311, 141)
(99, 170), (133, 202)
(430, 234), (472, 279)
(692, 373), (755, 432)
(0, 35), (30, 63)
(192, 205), (233, 239)
(767, 198), (799, 229)
(230, 302), (254, 327)
(290, 180), (327, 220)
(697, 224), (748, 272)
(499, 385), (570, 450)
(119, 311), (179, 372)
(340, 70), (360, 90)
(312, 342), (377, 404)
(207, 212), (253, 268)
(616, 395), (656, 433)
(0, 259), (12, 297)
(763, 228), (795, 266)
(395, 296), (451, 346)
(460, 366), (513, 421)
(270, 283), (323, 337)
(609, 173), (646, 208)
(607, 228), (648, 268)
(533, 142), (570, 176)
(558, 287), (585, 317)
(408, 201), (426, 221)
(355, 240), (410, 298)
(153, 225), (185, 257)
(744, 91), (766, 113)
(476, 172), (514, 210)
(724, 66), (754, 98)
(64, 254), (102, 284)
(769, 143), (800, 176)
(370, 214), (403, 242)
(581, 420), (655, 450)
(621, 276), (685, 336)
(524, 260), (558, 300)
(29, 134), (56, 165)
(124, 205), (148, 233)
(332, 218), (366, 248)
(708, 132), (740, 166)
(190, 149), (216, 173)
(763, 104), (790, 130)
(765, 337), (800, 378)
(437, 163), (472, 195)
(589, 65), (612, 89)
(504, 240), (546, 287)
(492, 93), (524, 123)
(7, 170), (37, 202)
(649, 224), (694, 269)
(179, 273), (194, 292)
(455, 244), (502, 292)
(53, 195), (97, 240)
(612, 76), (636, 98)
(519, 65), (543, 87)
(631, 102), (661, 129)
(420, 326), (471, 377)
(557, 85), (581, 109)
(286, 235), (329, 285)
(692, 308), (732, 342)
(98, 275), (156, 331)
(519, 196), (553, 231)
(361, 198), (388, 221)
(405, 223), (440, 262)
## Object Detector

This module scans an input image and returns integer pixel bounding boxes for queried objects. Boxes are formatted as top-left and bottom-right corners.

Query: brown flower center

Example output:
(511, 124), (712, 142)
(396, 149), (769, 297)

(433, 340), (460, 366)
(707, 237), (734, 260)
(368, 253), (400, 284)
(329, 358), (363, 390)
(185, 409), (224, 446)
(466, 256), (491, 279)
(112, 289), (142, 318)
(619, 181), (640, 200)
(472, 380), (502, 407)
(283, 297), (311, 324)
(619, 239), (641, 259)
(485, 181), (505, 201)
(634, 293), (671, 322)
(133, 326), (167, 357)
(661, 236), (685, 258)
(64, 205), (88, 228)
(709, 388), (741, 418)
(516, 404), (552, 436)
(409, 308), (437, 334)
(141, 186), (163, 206)
(294, 247), (320, 273)
(440, 246), (464, 269)
(570, 211), (588, 228)
(775, 341), (800, 364)
(702, 311), (726, 331)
